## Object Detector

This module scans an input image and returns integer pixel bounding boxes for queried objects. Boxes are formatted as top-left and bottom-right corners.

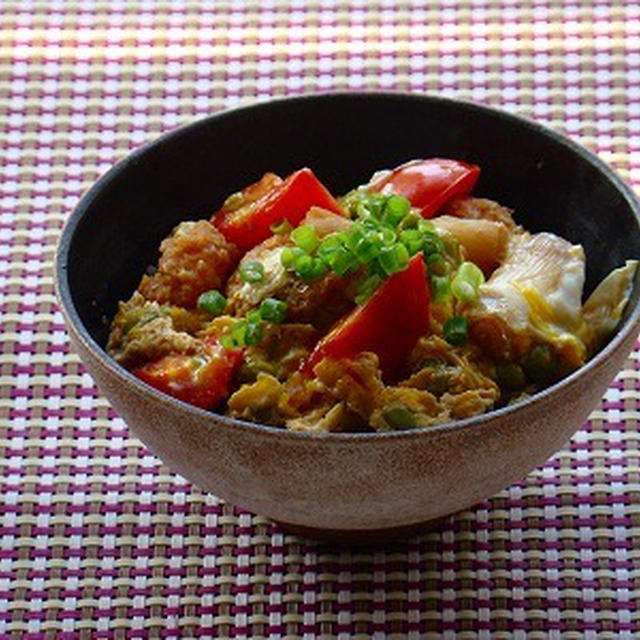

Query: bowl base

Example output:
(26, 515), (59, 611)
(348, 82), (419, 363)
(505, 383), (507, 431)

(275, 515), (454, 546)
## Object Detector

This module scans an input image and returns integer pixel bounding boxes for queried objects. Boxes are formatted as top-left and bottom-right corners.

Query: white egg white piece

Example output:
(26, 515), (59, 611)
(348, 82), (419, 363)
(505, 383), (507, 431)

(582, 260), (638, 351)
(468, 230), (637, 371)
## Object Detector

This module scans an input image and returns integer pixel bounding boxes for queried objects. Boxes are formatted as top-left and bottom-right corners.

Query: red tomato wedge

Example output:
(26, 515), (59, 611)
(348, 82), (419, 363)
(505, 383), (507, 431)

(303, 253), (431, 380)
(213, 168), (344, 251)
(368, 158), (480, 219)
(134, 340), (242, 410)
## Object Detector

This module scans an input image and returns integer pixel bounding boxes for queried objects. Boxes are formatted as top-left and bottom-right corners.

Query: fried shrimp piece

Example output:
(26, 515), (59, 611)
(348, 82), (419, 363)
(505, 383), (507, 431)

(139, 220), (237, 308)
(433, 215), (510, 276)
(444, 196), (517, 231)
(225, 235), (351, 329)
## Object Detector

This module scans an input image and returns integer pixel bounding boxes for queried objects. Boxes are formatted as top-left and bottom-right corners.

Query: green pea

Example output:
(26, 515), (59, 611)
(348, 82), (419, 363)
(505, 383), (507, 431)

(496, 362), (526, 390)
(522, 344), (557, 384)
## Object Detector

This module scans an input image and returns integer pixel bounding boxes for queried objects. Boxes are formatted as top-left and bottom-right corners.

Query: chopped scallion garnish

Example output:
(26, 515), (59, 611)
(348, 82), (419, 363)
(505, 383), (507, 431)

(378, 243), (409, 275)
(422, 231), (446, 257)
(325, 246), (356, 276)
(353, 232), (383, 263)
(399, 229), (423, 255)
(222, 313), (265, 349)
(426, 252), (448, 277)
(443, 316), (468, 345)
(223, 191), (244, 211)
(244, 318), (263, 346)
(430, 275), (451, 302)
(270, 218), (293, 235)
(291, 224), (319, 253)
(293, 253), (313, 276)
(382, 194), (411, 227)
(398, 211), (421, 230)
(451, 261), (485, 302)
(457, 261), (485, 287)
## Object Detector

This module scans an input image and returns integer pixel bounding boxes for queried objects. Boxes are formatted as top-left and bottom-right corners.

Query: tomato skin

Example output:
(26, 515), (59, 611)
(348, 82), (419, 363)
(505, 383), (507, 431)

(214, 168), (343, 251)
(369, 158), (480, 219)
(303, 253), (431, 380)
(134, 340), (242, 410)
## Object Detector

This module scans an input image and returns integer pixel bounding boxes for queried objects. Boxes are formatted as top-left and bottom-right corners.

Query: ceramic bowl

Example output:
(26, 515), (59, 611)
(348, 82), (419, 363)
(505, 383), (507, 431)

(56, 93), (640, 541)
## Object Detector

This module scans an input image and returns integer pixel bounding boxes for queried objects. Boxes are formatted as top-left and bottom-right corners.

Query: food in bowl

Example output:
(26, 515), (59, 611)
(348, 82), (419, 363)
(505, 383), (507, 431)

(106, 158), (637, 433)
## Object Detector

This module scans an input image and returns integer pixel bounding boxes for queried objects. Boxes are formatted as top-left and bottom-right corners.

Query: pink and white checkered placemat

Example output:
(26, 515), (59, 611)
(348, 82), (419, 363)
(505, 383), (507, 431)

(1, 1), (639, 637)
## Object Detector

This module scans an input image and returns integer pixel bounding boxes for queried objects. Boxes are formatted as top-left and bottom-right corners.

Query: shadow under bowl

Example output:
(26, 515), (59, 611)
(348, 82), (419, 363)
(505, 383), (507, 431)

(56, 92), (640, 541)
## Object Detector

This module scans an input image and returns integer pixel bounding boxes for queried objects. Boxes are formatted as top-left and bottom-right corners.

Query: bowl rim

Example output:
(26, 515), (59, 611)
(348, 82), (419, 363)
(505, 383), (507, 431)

(55, 90), (640, 442)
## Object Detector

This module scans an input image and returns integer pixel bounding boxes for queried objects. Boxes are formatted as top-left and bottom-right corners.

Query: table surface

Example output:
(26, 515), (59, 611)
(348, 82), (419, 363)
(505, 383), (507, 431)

(2, 1), (640, 638)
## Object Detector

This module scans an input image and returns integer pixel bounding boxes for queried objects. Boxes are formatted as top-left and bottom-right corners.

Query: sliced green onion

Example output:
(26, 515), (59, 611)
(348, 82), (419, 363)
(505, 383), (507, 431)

(355, 273), (382, 305)
(451, 262), (485, 302)
(281, 193), (422, 287)
(293, 255), (326, 281)
(293, 253), (313, 275)
(443, 316), (468, 345)
(245, 319), (264, 346)
(259, 297), (288, 323)
(270, 218), (293, 235)
(223, 313), (265, 348)
(281, 246), (305, 268)
(298, 258), (327, 282)
(381, 227), (396, 244)
(353, 232), (383, 263)
(417, 218), (436, 233)
(430, 275), (451, 303)
(336, 230), (351, 245)
(306, 258), (327, 281)
(291, 224), (319, 253)
(378, 243), (409, 275)
(369, 193), (387, 218)
(317, 233), (343, 255)
(220, 334), (237, 349)
(326, 246), (357, 276)
(457, 261), (485, 288)
(223, 191), (244, 211)
(354, 202), (368, 219)
(281, 247), (295, 268)
(422, 231), (446, 257)
(399, 229), (424, 255)
(426, 252), (448, 277)
(231, 320), (247, 341)
(451, 279), (476, 302)
(345, 223), (366, 253)
(221, 319), (248, 349)
(362, 216), (382, 231)
(197, 290), (227, 316)
(351, 192), (386, 219)
(240, 260), (265, 283)
(382, 406), (416, 430)
(398, 211), (421, 230)
(382, 194), (411, 227)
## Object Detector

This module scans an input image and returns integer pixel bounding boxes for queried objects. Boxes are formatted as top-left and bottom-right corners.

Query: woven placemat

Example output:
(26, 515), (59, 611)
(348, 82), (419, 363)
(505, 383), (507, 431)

(1, 1), (639, 637)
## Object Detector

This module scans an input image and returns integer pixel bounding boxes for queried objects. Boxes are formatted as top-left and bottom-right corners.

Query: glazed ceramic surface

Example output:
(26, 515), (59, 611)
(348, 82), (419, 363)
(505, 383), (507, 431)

(56, 93), (640, 534)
